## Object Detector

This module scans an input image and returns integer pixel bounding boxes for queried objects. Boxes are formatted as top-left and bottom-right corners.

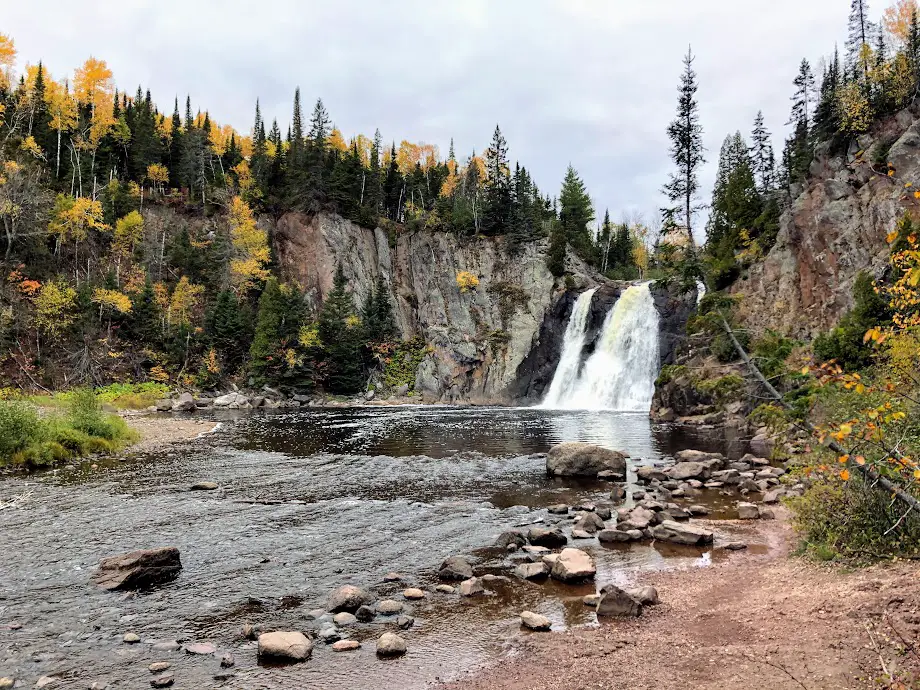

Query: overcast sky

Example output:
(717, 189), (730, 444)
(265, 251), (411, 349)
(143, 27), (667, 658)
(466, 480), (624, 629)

(7, 1), (882, 238)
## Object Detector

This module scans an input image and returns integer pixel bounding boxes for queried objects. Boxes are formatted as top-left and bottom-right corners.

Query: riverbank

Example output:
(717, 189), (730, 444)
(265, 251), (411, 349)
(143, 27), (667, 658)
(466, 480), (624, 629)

(439, 510), (920, 690)
(123, 414), (221, 454)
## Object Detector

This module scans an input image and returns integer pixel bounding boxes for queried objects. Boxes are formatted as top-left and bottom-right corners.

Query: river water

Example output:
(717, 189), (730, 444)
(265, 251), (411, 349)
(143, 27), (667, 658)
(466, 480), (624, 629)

(0, 407), (752, 689)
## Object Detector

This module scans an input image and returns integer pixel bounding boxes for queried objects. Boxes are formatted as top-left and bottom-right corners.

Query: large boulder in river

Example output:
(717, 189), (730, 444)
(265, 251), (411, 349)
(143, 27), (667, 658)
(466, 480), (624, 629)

(666, 461), (711, 481)
(328, 585), (372, 613)
(527, 527), (567, 549)
(376, 632), (407, 657)
(546, 442), (627, 479)
(550, 548), (596, 582)
(674, 449), (724, 464)
(439, 556), (474, 581)
(257, 631), (312, 662)
(171, 392), (197, 412)
(596, 584), (642, 617)
(650, 520), (714, 546)
(93, 547), (182, 590)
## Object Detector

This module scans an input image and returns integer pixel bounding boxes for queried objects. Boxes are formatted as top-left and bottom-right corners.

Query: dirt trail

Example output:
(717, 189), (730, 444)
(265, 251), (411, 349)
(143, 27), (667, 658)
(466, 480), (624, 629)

(440, 512), (920, 690)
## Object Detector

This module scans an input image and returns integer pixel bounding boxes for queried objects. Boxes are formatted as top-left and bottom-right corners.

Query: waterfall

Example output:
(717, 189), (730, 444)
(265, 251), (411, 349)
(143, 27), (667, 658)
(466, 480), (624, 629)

(540, 288), (598, 408)
(542, 283), (660, 412)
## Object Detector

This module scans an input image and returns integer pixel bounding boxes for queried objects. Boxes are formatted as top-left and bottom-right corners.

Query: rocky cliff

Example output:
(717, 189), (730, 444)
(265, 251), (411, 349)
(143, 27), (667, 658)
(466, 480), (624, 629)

(733, 105), (920, 338)
(273, 212), (596, 403)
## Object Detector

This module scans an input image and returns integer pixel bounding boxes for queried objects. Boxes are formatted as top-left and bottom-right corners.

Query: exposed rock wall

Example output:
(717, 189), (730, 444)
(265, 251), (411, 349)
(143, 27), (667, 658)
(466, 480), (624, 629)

(733, 105), (920, 338)
(273, 212), (595, 403)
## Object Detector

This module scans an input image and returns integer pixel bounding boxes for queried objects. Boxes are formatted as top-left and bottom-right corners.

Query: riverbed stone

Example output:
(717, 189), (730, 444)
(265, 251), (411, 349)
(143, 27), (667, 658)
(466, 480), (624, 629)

(737, 502), (760, 519)
(317, 626), (341, 643)
(328, 585), (372, 613)
(520, 611), (552, 631)
(547, 504), (569, 514)
(495, 530), (527, 549)
(522, 544), (550, 555)
(623, 506), (655, 530)
(93, 547), (182, 591)
(598, 528), (632, 543)
(626, 586), (660, 605)
(332, 640), (361, 652)
(123, 632), (140, 644)
(542, 553), (559, 566)
(403, 588), (426, 600)
(376, 632), (407, 656)
(435, 585), (455, 594)
(574, 512), (605, 534)
(675, 450), (724, 464)
(667, 461), (710, 481)
(439, 555), (474, 580)
(395, 615), (415, 630)
(583, 594), (600, 607)
(636, 465), (668, 482)
(151, 641), (181, 652)
(150, 675), (174, 688)
(546, 442), (627, 478)
(514, 562), (549, 580)
(527, 527), (567, 549)
(190, 481), (218, 491)
(355, 605), (376, 622)
(220, 652), (235, 668)
(148, 663), (170, 673)
(383, 572), (403, 582)
(688, 505), (710, 516)
(650, 520), (714, 546)
(184, 642), (216, 655)
(596, 584), (643, 617)
(376, 599), (404, 615)
(459, 577), (485, 596)
(724, 541), (748, 550)
(257, 631), (312, 662)
(171, 392), (197, 412)
(333, 612), (357, 626)
(571, 529), (593, 539)
(36, 678), (56, 689)
(550, 548), (596, 582)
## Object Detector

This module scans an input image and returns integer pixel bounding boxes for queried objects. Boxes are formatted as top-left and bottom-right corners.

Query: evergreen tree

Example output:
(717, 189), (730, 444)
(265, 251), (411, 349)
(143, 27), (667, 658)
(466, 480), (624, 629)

(362, 273), (397, 343)
(662, 47), (705, 248)
(168, 98), (185, 188)
(125, 278), (161, 345)
(207, 289), (247, 369)
(366, 128), (383, 215)
(813, 47), (842, 140)
(384, 143), (403, 220)
(482, 125), (512, 235)
(547, 219), (567, 277)
(558, 165), (594, 262)
(848, 0), (875, 82)
(789, 59), (816, 126)
(318, 265), (364, 393)
(750, 111), (775, 193)
(249, 278), (285, 384)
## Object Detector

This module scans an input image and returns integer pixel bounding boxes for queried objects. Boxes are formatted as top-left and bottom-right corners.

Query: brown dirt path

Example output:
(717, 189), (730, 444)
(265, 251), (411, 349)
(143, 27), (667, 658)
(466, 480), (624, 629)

(439, 512), (920, 690)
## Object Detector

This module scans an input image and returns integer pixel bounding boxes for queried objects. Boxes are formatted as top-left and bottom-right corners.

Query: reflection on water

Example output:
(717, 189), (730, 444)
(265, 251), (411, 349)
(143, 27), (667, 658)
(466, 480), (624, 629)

(0, 407), (748, 690)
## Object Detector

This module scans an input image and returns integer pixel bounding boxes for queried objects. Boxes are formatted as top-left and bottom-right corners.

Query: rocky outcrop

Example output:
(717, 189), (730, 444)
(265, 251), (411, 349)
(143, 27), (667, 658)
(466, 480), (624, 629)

(733, 106), (920, 337)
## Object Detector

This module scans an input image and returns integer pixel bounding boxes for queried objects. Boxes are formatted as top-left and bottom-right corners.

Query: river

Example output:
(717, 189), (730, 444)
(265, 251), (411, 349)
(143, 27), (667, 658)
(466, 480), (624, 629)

(0, 406), (752, 689)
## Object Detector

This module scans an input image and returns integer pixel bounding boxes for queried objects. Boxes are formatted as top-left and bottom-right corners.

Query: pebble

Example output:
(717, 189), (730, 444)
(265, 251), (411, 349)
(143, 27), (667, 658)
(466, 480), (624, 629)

(36, 678), (56, 688)
(148, 662), (171, 673)
(0, 680), (13, 690)
(383, 572), (403, 582)
(332, 640), (361, 652)
(190, 481), (219, 491)
(220, 652), (235, 668)
(582, 594), (600, 607)
(150, 674), (175, 688)
(151, 641), (181, 652)
(123, 632), (140, 644)
(724, 542), (748, 551)
(403, 588), (426, 600)
(395, 615), (415, 630)
(183, 642), (216, 655)
(377, 599), (403, 615)
(435, 585), (455, 594)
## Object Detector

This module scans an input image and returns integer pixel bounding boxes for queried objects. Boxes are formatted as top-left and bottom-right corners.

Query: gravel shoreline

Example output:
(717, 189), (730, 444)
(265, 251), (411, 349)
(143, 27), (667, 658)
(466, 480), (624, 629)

(124, 414), (220, 454)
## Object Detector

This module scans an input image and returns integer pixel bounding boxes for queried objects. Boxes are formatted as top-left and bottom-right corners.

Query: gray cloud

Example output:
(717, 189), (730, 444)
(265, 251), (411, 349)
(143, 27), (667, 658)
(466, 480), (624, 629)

(8, 1), (876, 238)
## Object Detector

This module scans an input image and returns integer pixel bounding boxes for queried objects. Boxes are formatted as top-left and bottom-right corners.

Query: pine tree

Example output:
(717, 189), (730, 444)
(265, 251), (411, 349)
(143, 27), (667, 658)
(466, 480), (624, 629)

(662, 47), (705, 248)
(848, 0), (875, 82)
(384, 143), (402, 220)
(707, 132), (761, 250)
(126, 278), (161, 345)
(789, 59), (816, 126)
(482, 125), (512, 235)
(362, 273), (397, 343)
(207, 289), (247, 369)
(168, 98), (185, 188)
(547, 219), (567, 277)
(318, 265), (364, 393)
(750, 111), (775, 193)
(813, 47), (842, 140)
(558, 165), (595, 262)
(249, 278), (285, 383)
(366, 128), (383, 215)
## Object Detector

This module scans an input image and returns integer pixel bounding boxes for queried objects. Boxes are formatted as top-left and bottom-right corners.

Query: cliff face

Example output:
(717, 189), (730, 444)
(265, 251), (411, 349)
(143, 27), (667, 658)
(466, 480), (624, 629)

(733, 106), (920, 338)
(273, 212), (596, 403)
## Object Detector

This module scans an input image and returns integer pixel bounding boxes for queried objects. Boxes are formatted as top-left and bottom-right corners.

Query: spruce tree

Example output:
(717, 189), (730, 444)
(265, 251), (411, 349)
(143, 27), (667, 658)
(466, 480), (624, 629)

(848, 0), (875, 82)
(750, 111), (775, 193)
(126, 278), (161, 345)
(366, 128), (383, 216)
(384, 143), (403, 220)
(362, 273), (397, 343)
(207, 289), (247, 369)
(249, 278), (285, 384)
(547, 219), (567, 277)
(789, 59), (816, 126)
(662, 47), (705, 248)
(318, 265), (364, 393)
(558, 165), (594, 262)
(813, 48), (842, 141)
(482, 125), (512, 235)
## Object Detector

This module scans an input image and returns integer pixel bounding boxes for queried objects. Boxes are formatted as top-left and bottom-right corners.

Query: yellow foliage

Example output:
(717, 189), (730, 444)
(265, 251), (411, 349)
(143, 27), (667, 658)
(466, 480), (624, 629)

(33, 279), (77, 339)
(149, 365), (170, 383)
(168, 276), (204, 328)
(299, 323), (321, 349)
(146, 163), (169, 188)
(92, 288), (133, 315)
(328, 128), (348, 153)
(838, 82), (872, 135)
(19, 136), (45, 160)
(884, 0), (918, 45)
(45, 79), (77, 136)
(0, 33), (15, 91)
(113, 211), (144, 252)
(228, 196), (270, 292)
(345, 314), (362, 330)
(48, 195), (108, 243)
(456, 271), (480, 293)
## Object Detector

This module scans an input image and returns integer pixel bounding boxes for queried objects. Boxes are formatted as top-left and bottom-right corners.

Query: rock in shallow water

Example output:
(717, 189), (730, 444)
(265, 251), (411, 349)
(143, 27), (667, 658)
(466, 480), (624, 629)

(328, 585), (372, 613)
(183, 643), (216, 655)
(439, 555), (474, 581)
(520, 611), (552, 631)
(257, 631), (312, 661)
(650, 520), (713, 546)
(377, 599), (403, 615)
(150, 674), (174, 688)
(459, 577), (485, 596)
(333, 612), (357, 626)
(332, 640), (361, 652)
(546, 442), (627, 478)
(514, 562), (549, 580)
(402, 588), (425, 600)
(93, 547), (182, 591)
(376, 632), (407, 657)
(550, 548), (596, 582)
(527, 527), (567, 549)
(148, 662), (170, 673)
(596, 584), (643, 617)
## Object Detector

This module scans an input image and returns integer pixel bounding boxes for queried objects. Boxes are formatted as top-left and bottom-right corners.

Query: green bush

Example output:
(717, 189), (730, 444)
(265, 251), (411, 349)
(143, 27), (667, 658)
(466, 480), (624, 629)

(656, 364), (688, 386)
(67, 388), (131, 440)
(695, 374), (745, 403)
(788, 475), (920, 562)
(813, 272), (891, 371)
(751, 330), (798, 380)
(0, 401), (43, 458)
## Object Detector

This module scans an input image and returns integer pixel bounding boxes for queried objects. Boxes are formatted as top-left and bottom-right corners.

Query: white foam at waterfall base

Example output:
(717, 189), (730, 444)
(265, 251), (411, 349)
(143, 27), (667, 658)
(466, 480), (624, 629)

(540, 288), (598, 408)
(542, 283), (660, 412)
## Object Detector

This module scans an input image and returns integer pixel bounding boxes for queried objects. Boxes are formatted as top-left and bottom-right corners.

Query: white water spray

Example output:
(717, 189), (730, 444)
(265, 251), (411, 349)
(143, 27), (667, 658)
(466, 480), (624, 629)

(542, 283), (660, 412)
(540, 288), (598, 408)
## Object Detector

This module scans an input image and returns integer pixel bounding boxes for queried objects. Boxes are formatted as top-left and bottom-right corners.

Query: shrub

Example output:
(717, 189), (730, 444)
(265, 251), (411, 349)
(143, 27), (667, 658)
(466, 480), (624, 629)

(0, 401), (43, 458)
(751, 330), (798, 380)
(813, 272), (891, 371)
(695, 374), (745, 403)
(656, 364), (688, 386)
(455, 271), (480, 293)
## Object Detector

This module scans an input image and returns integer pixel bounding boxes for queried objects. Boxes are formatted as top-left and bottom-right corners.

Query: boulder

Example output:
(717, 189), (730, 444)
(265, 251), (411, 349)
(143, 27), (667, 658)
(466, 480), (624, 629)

(650, 520), (714, 546)
(332, 640), (361, 652)
(376, 599), (403, 615)
(546, 442), (627, 478)
(214, 392), (244, 407)
(333, 612), (357, 626)
(527, 527), (567, 549)
(150, 675), (175, 688)
(494, 531), (527, 549)
(724, 541), (748, 550)
(328, 585), (372, 613)
(355, 605), (376, 622)
(737, 502), (760, 520)
(598, 528), (633, 543)
(439, 555), (474, 580)
(459, 577), (485, 596)
(547, 504), (569, 514)
(514, 562), (549, 580)
(171, 392), (197, 412)
(595, 504), (613, 520)
(625, 586), (659, 605)
(550, 548), (596, 582)
(749, 434), (774, 458)
(571, 529), (593, 539)
(154, 399), (173, 412)
(688, 505), (709, 516)
(574, 512), (605, 534)
(403, 588), (426, 600)
(667, 461), (710, 481)
(636, 465), (667, 482)
(93, 547), (182, 590)
(520, 611), (552, 631)
(596, 584), (642, 617)
(609, 484), (626, 503)
(622, 506), (655, 530)
(257, 631), (312, 662)
(395, 615), (415, 630)
(376, 632), (407, 657)
(674, 449), (724, 464)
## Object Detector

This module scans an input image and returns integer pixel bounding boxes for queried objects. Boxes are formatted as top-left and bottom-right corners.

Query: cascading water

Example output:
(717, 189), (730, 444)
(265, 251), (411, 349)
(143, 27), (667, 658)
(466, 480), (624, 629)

(541, 283), (660, 411)
(540, 288), (598, 408)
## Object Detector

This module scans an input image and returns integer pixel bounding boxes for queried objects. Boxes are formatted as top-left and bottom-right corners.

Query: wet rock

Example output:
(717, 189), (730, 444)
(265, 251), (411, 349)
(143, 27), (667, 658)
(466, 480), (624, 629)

(439, 555), (474, 581)
(332, 640), (361, 652)
(190, 481), (218, 491)
(36, 678), (57, 689)
(155, 399), (173, 412)
(213, 672), (235, 682)
(550, 548), (596, 582)
(328, 585), (372, 613)
(395, 615), (415, 630)
(333, 612), (357, 626)
(522, 544), (550, 555)
(622, 506), (655, 530)
(214, 392), (248, 407)
(583, 594), (600, 607)
(258, 631), (312, 661)
(547, 504), (569, 514)
(596, 584), (643, 617)
(759, 507), (776, 520)
(574, 512), (605, 534)
(93, 547), (182, 591)
(306, 609), (327, 620)
(542, 553), (559, 566)
(355, 605), (376, 622)
(724, 541), (748, 550)
(317, 626), (341, 643)
(666, 461), (710, 481)
(598, 528), (632, 543)
(150, 675), (174, 688)
(546, 442), (627, 478)
(674, 450), (724, 464)
(383, 572), (403, 582)
(527, 527), (567, 549)
(220, 652), (235, 668)
(377, 599), (404, 615)
(435, 584), (456, 594)
(688, 505), (709, 516)
(123, 632), (140, 644)
(148, 663), (171, 673)
(520, 611), (552, 631)
(376, 632), (407, 657)
(571, 529), (593, 539)
(636, 465), (668, 482)
(172, 392), (197, 412)
(626, 586), (659, 605)
(183, 643), (216, 655)
(609, 484), (626, 503)
(151, 641), (181, 652)
(459, 577), (485, 596)
(495, 530), (527, 549)
(762, 489), (783, 504)
(632, 490), (646, 501)
(514, 562), (549, 580)
(650, 520), (714, 546)
(594, 504), (613, 520)
(737, 502), (760, 519)
(749, 434), (774, 458)
(481, 574), (508, 583)
(403, 588), (425, 600)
